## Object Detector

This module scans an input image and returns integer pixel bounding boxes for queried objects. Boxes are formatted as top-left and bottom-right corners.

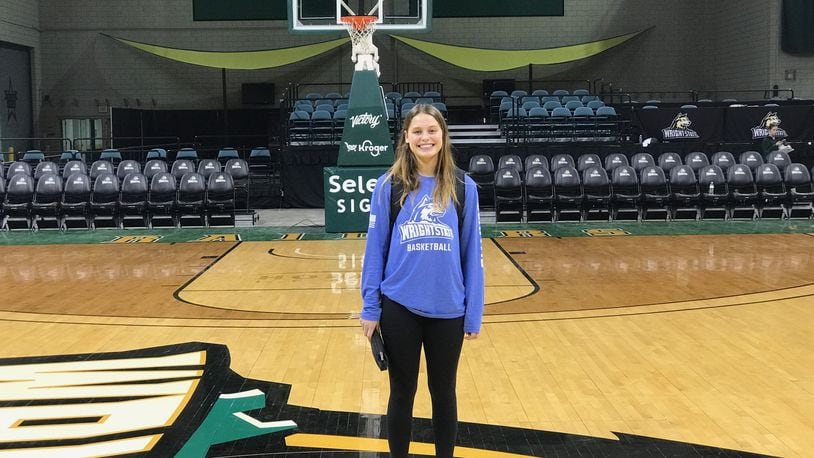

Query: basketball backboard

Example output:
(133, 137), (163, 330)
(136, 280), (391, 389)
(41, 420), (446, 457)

(289, 0), (430, 32)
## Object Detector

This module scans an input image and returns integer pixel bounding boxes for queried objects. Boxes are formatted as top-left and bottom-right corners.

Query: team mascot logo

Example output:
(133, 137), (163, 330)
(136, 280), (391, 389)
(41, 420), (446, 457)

(662, 112), (700, 139)
(398, 195), (454, 244)
(751, 112), (788, 139)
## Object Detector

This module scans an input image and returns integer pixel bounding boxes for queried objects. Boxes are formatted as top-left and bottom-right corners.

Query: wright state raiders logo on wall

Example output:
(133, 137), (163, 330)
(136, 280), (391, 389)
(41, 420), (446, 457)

(661, 112), (700, 140)
(751, 112), (788, 139)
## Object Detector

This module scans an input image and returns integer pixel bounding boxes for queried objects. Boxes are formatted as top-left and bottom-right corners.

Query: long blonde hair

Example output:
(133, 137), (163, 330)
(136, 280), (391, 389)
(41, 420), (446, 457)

(386, 104), (458, 210)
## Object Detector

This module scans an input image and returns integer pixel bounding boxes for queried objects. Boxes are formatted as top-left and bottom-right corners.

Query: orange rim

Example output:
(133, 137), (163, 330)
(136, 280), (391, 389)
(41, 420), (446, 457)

(340, 15), (377, 31)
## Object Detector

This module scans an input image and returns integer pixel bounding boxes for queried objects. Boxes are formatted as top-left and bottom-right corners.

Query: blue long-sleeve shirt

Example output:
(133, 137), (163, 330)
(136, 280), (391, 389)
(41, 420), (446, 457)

(360, 173), (484, 333)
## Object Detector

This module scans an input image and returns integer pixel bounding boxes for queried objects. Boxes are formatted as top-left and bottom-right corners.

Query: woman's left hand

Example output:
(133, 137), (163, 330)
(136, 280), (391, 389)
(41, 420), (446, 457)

(464, 332), (479, 340)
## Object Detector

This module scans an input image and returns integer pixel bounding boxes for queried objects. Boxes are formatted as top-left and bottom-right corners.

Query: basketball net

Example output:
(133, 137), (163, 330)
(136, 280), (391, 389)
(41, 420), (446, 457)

(340, 15), (380, 76)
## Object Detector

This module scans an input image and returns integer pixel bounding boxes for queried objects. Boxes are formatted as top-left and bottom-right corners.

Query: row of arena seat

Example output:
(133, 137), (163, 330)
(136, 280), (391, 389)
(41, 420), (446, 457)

(467, 153), (814, 222)
(468, 151), (795, 177)
(1, 170), (238, 231)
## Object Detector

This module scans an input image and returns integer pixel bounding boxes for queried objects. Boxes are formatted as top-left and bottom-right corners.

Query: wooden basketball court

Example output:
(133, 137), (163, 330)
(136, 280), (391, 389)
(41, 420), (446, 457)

(1, 231), (812, 456)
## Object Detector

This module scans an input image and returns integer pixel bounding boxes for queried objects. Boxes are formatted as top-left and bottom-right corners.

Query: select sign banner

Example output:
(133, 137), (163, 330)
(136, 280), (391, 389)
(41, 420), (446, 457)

(337, 70), (394, 167)
(323, 167), (388, 233)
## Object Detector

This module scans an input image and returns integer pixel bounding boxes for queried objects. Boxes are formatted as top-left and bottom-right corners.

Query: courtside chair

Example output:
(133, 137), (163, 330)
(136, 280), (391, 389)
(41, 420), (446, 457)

(116, 160), (141, 182)
(497, 154), (523, 174)
(610, 165), (640, 221)
(206, 172), (236, 227)
(582, 166), (612, 221)
(197, 159), (221, 180)
(524, 166), (554, 222)
(604, 153), (629, 173)
(31, 172), (63, 230)
(2, 173), (35, 230)
(144, 159), (168, 182)
(467, 154), (495, 208)
(33, 161), (59, 183)
(61, 160), (87, 180)
(698, 165), (728, 220)
(739, 151), (764, 171)
(765, 151), (791, 172)
(658, 152), (683, 176)
(711, 151), (736, 173)
(631, 153), (656, 174)
(171, 159), (196, 182)
(553, 165), (583, 222)
(524, 154), (548, 173)
(493, 167), (524, 222)
(639, 166), (670, 221)
(754, 164), (786, 219)
(176, 172), (207, 227)
(785, 164), (814, 218)
(89, 160), (114, 188)
(6, 161), (32, 179)
(685, 152), (710, 174)
(60, 172), (92, 230)
(669, 165), (700, 220)
(147, 172), (178, 228)
(118, 173), (149, 228)
(225, 158), (251, 211)
(550, 153), (575, 172)
(727, 164), (758, 219)
(576, 153), (601, 173)
(90, 172), (120, 229)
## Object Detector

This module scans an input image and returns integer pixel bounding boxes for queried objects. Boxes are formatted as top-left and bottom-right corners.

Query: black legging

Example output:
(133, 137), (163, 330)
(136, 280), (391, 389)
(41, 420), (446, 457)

(380, 296), (465, 458)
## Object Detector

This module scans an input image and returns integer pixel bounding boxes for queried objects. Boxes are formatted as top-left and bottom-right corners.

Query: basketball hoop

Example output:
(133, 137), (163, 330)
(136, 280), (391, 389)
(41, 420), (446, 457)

(340, 15), (377, 54)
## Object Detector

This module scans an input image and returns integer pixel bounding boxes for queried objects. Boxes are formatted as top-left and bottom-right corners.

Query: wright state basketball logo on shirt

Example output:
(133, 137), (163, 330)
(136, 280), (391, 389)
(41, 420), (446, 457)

(399, 195), (454, 251)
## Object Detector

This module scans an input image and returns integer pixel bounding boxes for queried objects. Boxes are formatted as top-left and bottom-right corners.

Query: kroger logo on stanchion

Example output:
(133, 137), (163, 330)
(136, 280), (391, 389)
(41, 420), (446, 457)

(344, 139), (389, 157)
(349, 112), (382, 128)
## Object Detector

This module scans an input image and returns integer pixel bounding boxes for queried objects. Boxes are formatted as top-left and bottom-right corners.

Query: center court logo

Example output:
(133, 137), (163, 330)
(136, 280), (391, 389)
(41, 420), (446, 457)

(661, 112), (699, 139)
(399, 195), (454, 244)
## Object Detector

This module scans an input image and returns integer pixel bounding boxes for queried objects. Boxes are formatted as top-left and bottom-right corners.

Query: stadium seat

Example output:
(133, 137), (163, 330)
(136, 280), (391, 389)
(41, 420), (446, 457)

(727, 164), (758, 219)
(604, 153), (629, 172)
(6, 161), (32, 179)
(197, 159), (221, 180)
(497, 154), (523, 173)
(31, 172), (63, 230)
(467, 154), (495, 208)
(147, 172), (178, 228)
(550, 153), (575, 172)
(175, 148), (199, 162)
(494, 167), (523, 222)
(22, 150), (45, 166)
(61, 172), (92, 230)
(576, 153), (601, 173)
(33, 161), (59, 183)
(2, 173), (35, 230)
(739, 151), (764, 170)
(524, 154), (548, 172)
(685, 152), (710, 174)
(631, 153), (656, 173)
(144, 159), (169, 182)
(658, 152), (683, 176)
(582, 166), (611, 221)
(177, 172), (207, 227)
(145, 148), (167, 161)
(698, 165), (728, 219)
(754, 163), (786, 218)
(669, 165), (700, 220)
(611, 165), (640, 220)
(784, 163), (814, 218)
(116, 159), (141, 182)
(90, 172), (120, 229)
(61, 160), (87, 180)
(711, 151), (736, 173)
(118, 173), (149, 228)
(217, 148), (240, 166)
(639, 166), (670, 220)
(99, 149), (122, 166)
(524, 166), (553, 222)
(553, 165), (582, 222)
(206, 172), (236, 227)
(171, 159), (196, 182)
(248, 147), (273, 179)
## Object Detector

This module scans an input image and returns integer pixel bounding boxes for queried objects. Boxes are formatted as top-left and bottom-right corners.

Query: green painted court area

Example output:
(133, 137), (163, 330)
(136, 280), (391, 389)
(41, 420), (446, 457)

(2, 219), (814, 245)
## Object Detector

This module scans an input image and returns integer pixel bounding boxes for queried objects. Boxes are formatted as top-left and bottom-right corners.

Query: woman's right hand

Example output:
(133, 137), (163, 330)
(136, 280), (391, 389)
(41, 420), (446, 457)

(360, 319), (379, 340)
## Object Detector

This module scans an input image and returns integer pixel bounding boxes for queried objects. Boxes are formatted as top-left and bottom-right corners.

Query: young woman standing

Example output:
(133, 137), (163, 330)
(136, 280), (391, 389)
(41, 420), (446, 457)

(360, 103), (484, 457)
